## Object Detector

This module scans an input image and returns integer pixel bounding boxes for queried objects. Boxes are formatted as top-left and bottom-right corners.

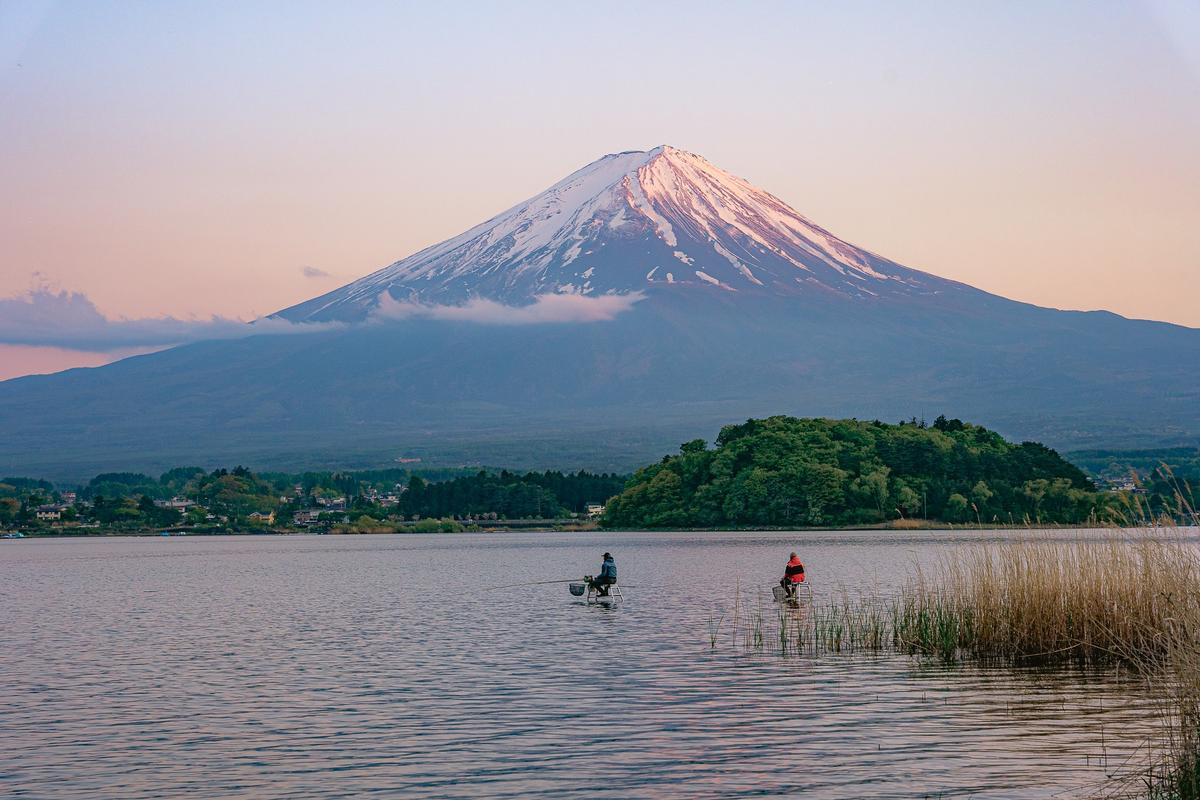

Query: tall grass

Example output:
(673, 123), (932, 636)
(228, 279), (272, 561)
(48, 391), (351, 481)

(726, 533), (1200, 665)
(896, 531), (1200, 800)
(724, 524), (1200, 797)
(724, 589), (895, 656)
(894, 535), (1200, 668)
(895, 531), (1200, 797)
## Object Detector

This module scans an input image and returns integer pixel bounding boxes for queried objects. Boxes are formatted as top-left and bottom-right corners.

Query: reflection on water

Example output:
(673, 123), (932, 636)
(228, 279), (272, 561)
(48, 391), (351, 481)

(0, 530), (1168, 798)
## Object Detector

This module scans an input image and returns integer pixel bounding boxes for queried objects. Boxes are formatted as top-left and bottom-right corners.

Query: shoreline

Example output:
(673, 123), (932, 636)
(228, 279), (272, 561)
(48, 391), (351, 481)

(4, 520), (1193, 539)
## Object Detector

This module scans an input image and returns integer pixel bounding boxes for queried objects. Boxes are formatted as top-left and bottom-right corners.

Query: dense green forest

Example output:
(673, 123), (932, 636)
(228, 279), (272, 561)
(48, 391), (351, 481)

(1066, 447), (1200, 482)
(603, 416), (1132, 528)
(398, 471), (623, 519)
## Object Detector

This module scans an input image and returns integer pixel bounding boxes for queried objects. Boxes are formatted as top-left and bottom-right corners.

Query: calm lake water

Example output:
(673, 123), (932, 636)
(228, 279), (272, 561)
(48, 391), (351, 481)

(0, 530), (1171, 798)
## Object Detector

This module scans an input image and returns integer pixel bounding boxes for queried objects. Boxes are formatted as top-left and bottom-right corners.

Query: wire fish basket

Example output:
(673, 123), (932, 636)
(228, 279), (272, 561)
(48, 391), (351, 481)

(569, 582), (586, 596)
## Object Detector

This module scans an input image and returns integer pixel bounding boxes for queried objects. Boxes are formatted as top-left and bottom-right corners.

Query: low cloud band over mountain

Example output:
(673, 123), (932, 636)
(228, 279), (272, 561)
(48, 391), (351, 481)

(0, 285), (644, 354)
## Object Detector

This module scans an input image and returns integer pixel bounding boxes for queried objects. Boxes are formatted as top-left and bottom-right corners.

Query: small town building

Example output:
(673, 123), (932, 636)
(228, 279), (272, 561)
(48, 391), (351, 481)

(155, 496), (195, 511)
(314, 496), (347, 510)
(36, 504), (68, 521)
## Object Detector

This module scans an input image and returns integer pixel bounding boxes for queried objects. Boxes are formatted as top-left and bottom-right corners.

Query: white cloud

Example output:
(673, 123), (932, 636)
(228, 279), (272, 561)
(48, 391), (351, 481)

(0, 286), (643, 355)
(372, 292), (644, 325)
(0, 288), (338, 352)
(301, 265), (333, 278)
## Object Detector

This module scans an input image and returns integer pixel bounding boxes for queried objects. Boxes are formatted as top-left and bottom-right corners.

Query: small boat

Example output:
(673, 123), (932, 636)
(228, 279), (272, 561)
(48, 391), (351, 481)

(2, 532), (25, 539)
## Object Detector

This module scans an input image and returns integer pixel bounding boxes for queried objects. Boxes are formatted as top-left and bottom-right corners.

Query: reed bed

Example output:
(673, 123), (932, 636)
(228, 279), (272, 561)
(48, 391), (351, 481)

(747, 538), (1197, 658)
(724, 533), (1200, 665)
(722, 589), (896, 656)
(898, 532), (1200, 797)
(722, 525), (1200, 797)
(895, 534), (1200, 667)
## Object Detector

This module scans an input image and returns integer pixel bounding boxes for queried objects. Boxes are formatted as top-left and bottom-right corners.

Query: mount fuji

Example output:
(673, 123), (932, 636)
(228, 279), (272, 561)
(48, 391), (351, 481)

(2, 146), (1198, 480)
(279, 145), (963, 319)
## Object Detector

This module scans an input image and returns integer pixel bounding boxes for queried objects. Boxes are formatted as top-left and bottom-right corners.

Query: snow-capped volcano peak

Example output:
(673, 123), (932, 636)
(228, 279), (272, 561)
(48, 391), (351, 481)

(279, 145), (959, 322)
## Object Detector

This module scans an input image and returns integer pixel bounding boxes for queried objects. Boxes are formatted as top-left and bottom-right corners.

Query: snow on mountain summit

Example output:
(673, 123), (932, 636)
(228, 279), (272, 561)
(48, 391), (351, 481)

(279, 145), (960, 322)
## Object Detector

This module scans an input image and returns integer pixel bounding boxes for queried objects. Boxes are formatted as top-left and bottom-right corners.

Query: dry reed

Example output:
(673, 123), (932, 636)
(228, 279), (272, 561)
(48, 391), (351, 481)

(725, 588), (895, 657)
(725, 524), (1200, 797)
(899, 530), (1200, 798)
(895, 533), (1200, 668)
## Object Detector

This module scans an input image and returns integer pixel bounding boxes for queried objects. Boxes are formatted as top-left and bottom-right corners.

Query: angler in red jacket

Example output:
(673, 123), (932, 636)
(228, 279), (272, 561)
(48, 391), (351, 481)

(780, 553), (805, 598)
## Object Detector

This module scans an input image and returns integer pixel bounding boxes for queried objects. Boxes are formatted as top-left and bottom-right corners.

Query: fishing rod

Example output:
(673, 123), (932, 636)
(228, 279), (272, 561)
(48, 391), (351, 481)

(491, 578), (581, 589)
(490, 578), (644, 590)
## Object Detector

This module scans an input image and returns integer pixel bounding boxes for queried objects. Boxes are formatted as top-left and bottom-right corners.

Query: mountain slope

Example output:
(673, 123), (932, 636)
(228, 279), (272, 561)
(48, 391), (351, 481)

(1, 145), (1197, 481)
(278, 146), (968, 321)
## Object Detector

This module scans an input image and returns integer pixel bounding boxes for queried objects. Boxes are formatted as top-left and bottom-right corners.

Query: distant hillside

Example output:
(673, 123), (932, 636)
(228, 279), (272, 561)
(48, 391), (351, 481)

(1065, 448), (1200, 519)
(1067, 447), (1200, 484)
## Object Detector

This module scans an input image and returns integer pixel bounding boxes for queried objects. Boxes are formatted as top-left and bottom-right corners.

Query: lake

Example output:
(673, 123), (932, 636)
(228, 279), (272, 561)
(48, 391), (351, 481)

(0, 530), (1167, 798)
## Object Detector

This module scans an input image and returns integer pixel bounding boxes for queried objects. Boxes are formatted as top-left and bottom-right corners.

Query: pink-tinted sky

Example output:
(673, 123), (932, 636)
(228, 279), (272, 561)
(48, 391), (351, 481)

(1, 1), (1198, 378)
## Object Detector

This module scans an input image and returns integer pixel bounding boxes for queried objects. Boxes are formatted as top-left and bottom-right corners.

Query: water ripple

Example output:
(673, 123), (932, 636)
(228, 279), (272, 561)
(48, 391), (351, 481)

(0, 530), (1166, 798)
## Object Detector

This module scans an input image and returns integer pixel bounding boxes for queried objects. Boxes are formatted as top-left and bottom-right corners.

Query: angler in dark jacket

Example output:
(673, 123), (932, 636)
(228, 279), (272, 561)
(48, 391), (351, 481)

(587, 552), (617, 596)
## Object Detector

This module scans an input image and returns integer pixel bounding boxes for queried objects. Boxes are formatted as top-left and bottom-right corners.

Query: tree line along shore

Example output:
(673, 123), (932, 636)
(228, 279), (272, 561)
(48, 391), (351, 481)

(1, 416), (1195, 536)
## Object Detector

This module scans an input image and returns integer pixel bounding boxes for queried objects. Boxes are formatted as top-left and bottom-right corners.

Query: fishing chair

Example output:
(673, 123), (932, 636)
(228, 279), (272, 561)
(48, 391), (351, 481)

(774, 581), (812, 603)
(587, 581), (623, 603)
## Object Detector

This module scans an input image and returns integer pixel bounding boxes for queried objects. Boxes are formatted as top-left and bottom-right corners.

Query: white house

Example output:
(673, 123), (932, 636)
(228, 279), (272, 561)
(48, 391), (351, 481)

(36, 505), (63, 521)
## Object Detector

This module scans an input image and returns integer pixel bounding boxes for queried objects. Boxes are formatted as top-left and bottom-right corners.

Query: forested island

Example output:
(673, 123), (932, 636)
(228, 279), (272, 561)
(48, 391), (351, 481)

(602, 416), (1190, 528)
